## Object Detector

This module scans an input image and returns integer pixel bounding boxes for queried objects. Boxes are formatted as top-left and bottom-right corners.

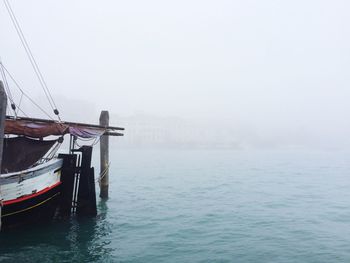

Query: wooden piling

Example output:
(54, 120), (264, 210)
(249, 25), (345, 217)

(57, 153), (77, 218)
(0, 81), (8, 230)
(76, 146), (97, 216)
(99, 111), (109, 199)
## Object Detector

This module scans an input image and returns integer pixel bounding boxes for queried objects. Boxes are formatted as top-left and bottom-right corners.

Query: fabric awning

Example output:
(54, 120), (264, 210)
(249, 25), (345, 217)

(5, 119), (106, 139)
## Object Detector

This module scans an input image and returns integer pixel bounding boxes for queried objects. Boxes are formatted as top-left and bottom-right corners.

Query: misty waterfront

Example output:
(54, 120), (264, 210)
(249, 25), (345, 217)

(1, 148), (350, 262)
(1, 0), (350, 262)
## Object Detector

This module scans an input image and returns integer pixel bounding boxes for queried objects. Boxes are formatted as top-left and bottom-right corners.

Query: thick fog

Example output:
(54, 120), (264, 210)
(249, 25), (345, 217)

(1, 0), (350, 149)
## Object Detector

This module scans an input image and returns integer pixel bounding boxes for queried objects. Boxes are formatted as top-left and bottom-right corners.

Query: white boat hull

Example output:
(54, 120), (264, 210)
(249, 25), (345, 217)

(0, 158), (63, 229)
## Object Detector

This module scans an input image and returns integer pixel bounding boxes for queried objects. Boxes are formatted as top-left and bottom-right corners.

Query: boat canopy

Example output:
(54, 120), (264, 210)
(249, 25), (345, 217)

(4, 117), (122, 139)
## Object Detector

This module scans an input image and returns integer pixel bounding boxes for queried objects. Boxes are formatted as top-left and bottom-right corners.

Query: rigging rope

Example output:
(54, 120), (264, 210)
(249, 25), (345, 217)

(16, 92), (23, 116)
(74, 136), (101, 148)
(97, 162), (110, 184)
(3, 0), (61, 121)
(1, 63), (54, 120)
(0, 61), (17, 117)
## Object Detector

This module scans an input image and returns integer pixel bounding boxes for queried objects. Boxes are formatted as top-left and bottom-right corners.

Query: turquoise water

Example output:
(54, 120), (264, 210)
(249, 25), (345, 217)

(1, 149), (350, 262)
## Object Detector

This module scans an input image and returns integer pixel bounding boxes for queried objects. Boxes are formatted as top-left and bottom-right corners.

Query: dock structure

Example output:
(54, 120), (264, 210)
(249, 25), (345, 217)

(56, 111), (124, 217)
(0, 81), (7, 230)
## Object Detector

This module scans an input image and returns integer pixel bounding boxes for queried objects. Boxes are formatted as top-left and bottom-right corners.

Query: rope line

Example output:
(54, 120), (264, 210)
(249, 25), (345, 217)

(1, 63), (54, 120)
(2, 192), (60, 217)
(3, 0), (61, 120)
(98, 162), (110, 184)
(3, 0), (54, 110)
(16, 92), (23, 116)
(0, 60), (14, 102)
(0, 62), (16, 116)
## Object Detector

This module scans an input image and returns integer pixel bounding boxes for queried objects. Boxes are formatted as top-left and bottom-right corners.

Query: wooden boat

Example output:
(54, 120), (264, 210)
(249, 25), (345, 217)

(0, 0), (124, 230)
(0, 116), (123, 230)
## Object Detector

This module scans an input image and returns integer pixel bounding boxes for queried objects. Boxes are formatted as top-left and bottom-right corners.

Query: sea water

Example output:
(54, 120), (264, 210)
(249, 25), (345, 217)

(0, 148), (350, 262)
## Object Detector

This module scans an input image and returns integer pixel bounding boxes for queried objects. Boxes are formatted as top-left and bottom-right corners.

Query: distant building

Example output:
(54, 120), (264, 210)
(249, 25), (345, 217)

(112, 114), (240, 149)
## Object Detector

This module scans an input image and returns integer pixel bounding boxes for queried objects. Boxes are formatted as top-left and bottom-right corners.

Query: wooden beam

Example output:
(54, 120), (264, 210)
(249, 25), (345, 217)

(103, 132), (124, 136)
(99, 111), (109, 199)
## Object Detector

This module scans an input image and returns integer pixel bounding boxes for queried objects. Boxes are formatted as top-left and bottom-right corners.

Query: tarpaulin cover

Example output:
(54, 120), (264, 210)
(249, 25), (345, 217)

(4, 119), (105, 139)
(1, 137), (57, 173)
(68, 126), (105, 138)
(5, 119), (68, 138)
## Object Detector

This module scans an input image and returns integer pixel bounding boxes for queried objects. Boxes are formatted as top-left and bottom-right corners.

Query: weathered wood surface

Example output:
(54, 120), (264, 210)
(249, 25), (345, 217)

(99, 110), (109, 199)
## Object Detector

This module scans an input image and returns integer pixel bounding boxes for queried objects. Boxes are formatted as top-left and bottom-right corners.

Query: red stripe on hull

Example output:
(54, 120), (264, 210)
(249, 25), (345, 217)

(3, 181), (62, 206)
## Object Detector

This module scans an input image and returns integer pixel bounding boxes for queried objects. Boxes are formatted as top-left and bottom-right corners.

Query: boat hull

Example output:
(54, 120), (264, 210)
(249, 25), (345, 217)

(1, 183), (61, 229)
(0, 159), (63, 230)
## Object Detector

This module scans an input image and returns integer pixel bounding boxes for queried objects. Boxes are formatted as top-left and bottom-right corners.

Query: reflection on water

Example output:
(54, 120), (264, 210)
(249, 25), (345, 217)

(0, 200), (113, 262)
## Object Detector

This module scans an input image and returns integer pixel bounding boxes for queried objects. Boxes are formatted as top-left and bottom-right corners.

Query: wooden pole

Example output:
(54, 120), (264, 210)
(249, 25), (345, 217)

(99, 110), (109, 199)
(0, 81), (7, 230)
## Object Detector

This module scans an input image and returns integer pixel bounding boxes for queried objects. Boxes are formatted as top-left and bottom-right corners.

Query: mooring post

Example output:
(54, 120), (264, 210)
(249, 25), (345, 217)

(99, 110), (109, 199)
(76, 146), (97, 216)
(0, 81), (7, 230)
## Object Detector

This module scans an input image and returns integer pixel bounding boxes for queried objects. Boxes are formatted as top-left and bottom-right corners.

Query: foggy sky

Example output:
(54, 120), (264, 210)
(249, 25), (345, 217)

(1, 0), (350, 148)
